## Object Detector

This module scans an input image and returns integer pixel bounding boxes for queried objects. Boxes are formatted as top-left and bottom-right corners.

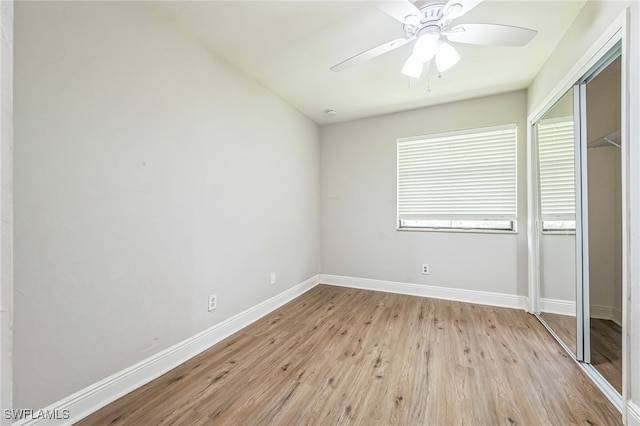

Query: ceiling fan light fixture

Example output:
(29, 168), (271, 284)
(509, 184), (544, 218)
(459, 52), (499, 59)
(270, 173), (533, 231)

(435, 42), (460, 72)
(401, 55), (423, 78)
(412, 32), (438, 62)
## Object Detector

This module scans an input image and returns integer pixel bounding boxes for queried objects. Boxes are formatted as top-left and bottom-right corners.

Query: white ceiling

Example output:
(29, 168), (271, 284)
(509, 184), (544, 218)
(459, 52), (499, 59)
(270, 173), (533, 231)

(159, 0), (586, 124)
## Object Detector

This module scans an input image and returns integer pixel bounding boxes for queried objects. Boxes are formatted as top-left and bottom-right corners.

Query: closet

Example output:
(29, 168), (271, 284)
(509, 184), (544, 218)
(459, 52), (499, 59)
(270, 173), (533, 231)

(533, 48), (622, 406)
(585, 56), (622, 393)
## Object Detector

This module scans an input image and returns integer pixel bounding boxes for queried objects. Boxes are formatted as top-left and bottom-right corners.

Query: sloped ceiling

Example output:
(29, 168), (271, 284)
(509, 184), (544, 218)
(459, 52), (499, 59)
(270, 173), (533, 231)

(159, 0), (586, 124)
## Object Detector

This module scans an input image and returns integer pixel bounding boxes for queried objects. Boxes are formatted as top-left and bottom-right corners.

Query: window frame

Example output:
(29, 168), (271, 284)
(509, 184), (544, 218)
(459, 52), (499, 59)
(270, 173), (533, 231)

(396, 124), (518, 233)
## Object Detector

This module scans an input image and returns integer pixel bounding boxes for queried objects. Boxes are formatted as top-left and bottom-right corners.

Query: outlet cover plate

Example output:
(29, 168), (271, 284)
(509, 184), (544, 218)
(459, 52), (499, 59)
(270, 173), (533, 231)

(208, 294), (217, 311)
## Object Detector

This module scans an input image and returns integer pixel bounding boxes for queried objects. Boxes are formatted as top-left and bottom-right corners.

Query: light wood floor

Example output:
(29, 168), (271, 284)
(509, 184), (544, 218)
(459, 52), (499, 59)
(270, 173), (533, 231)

(540, 312), (622, 393)
(78, 285), (621, 425)
(591, 318), (623, 393)
(539, 311), (577, 355)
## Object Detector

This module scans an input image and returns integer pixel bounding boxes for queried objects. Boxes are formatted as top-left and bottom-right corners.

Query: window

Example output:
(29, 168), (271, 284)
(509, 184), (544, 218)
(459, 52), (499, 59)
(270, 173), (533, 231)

(536, 117), (576, 232)
(397, 124), (517, 231)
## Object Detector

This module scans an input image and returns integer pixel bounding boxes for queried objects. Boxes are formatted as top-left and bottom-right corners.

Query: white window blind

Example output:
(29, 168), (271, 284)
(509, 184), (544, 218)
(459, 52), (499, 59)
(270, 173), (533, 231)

(397, 124), (517, 227)
(536, 117), (576, 226)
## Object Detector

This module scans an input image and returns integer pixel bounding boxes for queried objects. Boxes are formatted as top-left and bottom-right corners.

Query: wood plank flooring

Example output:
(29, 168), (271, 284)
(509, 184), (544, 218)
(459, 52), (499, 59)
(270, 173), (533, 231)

(78, 285), (621, 425)
(540, 312), (622, 393)
(591, 319), (623, 393)
(539, 311), (577, 355)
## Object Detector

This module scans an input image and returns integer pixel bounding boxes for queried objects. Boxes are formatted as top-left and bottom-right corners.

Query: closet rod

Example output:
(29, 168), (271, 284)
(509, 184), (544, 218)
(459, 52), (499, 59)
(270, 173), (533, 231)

(603, 136), (621, 149)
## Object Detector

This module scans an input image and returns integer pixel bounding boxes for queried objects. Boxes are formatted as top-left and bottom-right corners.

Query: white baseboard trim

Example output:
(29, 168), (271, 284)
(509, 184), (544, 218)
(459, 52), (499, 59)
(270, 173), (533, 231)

(627, 401), (640, 426)
(540, 297), (576, 316)
(628, 401), (640, 426)
(319, 274), (526, 310)
(591, 305), (623, 326)
(540, 299), (622, 326)
(15, 275), (320, 426)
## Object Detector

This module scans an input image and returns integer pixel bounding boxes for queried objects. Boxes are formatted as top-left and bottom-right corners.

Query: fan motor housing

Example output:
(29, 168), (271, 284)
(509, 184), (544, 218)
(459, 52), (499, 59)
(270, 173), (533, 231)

(403, 2), (449, 38)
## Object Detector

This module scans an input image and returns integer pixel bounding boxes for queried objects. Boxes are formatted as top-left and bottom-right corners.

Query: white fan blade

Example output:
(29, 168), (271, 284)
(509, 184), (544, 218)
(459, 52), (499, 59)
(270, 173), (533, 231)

(376, 1), (422, 24)
(446, 23), (537, 46)
(442, 0), (483, 21)
(330, 37), (414, 72)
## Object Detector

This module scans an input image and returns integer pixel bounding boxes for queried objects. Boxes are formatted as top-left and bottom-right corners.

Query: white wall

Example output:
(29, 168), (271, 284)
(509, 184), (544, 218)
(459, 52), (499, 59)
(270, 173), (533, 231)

(320, 91), (528, 297)
(631, 0), (640, 412)
(0, 0), (14, 422)
(13, 1), (319, 410)
(527, 1), (635, 114)
(527, 0), (640, 415)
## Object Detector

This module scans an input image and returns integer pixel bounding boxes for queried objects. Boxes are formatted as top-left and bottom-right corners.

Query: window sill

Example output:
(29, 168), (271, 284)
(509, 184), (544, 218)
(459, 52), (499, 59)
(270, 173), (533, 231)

(397, 226), (517, 235)
(541, 230), (576, 235)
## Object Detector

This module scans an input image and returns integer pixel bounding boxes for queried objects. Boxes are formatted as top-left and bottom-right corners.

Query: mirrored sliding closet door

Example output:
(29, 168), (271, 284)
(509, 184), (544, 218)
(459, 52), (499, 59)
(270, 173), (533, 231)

(534, 45), (622, 401)
(536, 88), (579, 357)
(584, 55), (622, 393)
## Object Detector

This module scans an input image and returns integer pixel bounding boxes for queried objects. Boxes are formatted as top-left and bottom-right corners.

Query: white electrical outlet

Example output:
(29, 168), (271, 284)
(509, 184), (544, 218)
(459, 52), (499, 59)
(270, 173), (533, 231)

(422, 264), (430, 275)
(208, 294), (217, 311)
(270, 272), (277, 285)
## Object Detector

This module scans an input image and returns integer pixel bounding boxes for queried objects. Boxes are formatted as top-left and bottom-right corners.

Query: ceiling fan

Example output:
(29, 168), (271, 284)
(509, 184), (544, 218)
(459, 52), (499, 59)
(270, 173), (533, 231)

(330, 0), (538, 79)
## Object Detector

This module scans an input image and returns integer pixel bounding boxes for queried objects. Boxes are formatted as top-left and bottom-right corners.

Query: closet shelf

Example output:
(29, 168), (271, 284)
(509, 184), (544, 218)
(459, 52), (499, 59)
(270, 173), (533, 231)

(588, 129), (621, 148)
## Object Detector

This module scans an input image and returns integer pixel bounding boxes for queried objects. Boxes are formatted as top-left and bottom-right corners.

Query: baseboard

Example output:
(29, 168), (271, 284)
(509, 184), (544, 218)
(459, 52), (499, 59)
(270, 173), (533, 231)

(628, 401), (640, 426)
(539, 297), (576, 316)
(613, 307), (623, 326)
(590, 305), (623, 326)
(319, 274), (527, 310)
(14, 275), (320, 426)
(540, 299), (622, 326)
